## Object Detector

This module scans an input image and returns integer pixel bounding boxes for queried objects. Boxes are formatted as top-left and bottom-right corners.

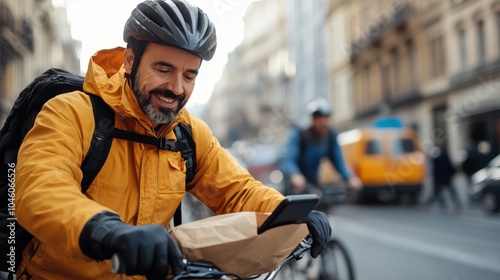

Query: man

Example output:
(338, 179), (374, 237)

(426, 144), (462, 212)
(280, 98), (362, 195)
(14, 1), (331, 279)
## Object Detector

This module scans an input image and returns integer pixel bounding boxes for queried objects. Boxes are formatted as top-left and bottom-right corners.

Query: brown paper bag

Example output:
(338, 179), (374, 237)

(169, 211), (309, 278)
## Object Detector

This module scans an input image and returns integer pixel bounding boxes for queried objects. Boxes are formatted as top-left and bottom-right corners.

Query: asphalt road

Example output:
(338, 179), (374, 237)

(330, 202), (500, 280)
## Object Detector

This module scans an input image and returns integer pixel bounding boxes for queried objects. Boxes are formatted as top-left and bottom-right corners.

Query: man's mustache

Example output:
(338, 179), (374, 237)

(150, 89), (185, 103)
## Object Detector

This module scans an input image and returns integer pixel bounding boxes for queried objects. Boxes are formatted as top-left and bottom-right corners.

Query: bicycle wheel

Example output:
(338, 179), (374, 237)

(318, 239), (355, 280)
(277, 239), (354, 280)
(278, 254), (313, 280)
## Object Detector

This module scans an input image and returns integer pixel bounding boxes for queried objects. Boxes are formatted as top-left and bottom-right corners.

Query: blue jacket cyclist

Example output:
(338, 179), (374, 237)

(280, 98), (362, 194)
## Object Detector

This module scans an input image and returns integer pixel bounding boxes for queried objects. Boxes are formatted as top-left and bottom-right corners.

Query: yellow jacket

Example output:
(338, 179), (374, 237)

(15, 47), (284, 279)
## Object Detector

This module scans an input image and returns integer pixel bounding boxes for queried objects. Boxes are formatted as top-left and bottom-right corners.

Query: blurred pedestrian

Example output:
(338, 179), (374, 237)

(426, 145), (462, 212)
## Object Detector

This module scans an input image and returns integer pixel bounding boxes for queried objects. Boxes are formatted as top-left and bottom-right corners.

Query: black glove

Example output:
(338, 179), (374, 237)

(79, 211), (185, 279)
(305, 210), (332, 258)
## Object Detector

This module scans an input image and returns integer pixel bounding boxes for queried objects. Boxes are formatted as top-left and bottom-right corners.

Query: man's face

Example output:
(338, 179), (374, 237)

(124, 43), (202, 126)
(312, 115), (330, 136)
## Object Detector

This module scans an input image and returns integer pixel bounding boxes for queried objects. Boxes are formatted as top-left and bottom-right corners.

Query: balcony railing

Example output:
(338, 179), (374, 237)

(355, 88), (422, 119)
(450, 59), (500, 90)
(350, 3), (413, 58)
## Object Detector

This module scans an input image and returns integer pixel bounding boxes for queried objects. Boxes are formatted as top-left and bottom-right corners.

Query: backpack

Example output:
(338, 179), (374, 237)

(0, 68), (196, 276)
(282, 127), (335, 195)
(297, 127), (334, 169)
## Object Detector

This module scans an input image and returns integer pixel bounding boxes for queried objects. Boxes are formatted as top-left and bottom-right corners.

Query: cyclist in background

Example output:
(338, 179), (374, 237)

(11, 1), (331, 279)
(280, 98), (362, 196)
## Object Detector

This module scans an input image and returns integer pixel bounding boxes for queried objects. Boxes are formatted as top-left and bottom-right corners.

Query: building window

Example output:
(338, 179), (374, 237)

(406, 39), (416, 89)
(458, 29), (467, 69)
(355, 73), (362, 110)
(496, 12), (500, 51)
(381, 64), (391, 100)
(477, 20), (486, 65)
(391, 47), (401, 93)
(429, 34), (446, 78)
(362, 64), (371, 107)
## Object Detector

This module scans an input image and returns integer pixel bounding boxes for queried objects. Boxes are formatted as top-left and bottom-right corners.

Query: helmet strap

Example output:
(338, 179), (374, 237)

(125, 39), (148, 89)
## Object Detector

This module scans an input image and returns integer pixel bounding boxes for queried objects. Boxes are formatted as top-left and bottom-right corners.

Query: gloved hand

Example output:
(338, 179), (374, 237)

(79, 211), (185, 279)
(305, 210), (332, 258)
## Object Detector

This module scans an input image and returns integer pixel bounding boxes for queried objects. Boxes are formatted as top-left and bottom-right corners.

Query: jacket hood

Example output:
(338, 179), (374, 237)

(82, 47), (155, 129)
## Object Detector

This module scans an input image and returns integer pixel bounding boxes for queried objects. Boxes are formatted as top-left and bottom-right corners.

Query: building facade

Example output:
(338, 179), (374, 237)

(206, 0), (331, 146)
(329, 0), (500, 161)
(285, 0), (329, 127)
(206, 0), (500, 163)
(0, 0), (80, 124)
(206, 0), (291, 146)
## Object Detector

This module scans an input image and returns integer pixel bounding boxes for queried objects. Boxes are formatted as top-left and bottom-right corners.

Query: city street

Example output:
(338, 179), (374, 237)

(184, 174), (500, 280)
(331, 202), (500, 280)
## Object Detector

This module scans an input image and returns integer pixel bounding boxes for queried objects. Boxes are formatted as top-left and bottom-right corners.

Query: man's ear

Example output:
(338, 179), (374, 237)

(124, 48), (134, 73)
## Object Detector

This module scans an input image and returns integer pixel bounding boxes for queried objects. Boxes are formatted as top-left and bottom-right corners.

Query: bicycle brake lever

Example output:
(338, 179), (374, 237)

(172, 261), (230, 280)
(302, 237), (314, 246)
(289, 237), (313, 260)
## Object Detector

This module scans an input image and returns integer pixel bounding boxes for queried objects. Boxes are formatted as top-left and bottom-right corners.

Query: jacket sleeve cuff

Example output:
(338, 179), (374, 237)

(78, 211), (122, 260)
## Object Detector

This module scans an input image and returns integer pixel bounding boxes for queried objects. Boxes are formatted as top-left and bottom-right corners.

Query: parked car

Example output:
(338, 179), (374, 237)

(470, 154), (500, 214)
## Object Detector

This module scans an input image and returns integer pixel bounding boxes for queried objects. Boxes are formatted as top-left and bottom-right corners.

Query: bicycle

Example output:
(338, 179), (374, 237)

(111, 187), (356, 280)
(112, 237), (315, 280)
(282, 183), (356, 280)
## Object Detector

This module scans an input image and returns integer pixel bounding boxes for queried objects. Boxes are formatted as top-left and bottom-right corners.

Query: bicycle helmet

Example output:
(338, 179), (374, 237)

(123, 0), (217, 61)
(307, 98), (332, 118)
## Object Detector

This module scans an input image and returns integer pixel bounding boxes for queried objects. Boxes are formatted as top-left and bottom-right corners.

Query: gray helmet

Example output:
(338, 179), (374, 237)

(123, 0), (217, 61)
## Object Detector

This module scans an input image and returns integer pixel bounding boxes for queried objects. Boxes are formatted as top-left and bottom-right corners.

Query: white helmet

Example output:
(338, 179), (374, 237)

(307, 97), (332, 117)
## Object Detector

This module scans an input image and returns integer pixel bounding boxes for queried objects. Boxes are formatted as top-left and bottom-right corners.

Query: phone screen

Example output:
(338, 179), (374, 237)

(257, 194), (320, 234)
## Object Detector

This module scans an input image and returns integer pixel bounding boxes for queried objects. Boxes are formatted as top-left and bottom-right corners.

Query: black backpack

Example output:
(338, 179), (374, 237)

(297, 127), (335, 170)
(0, 68), (196, 276)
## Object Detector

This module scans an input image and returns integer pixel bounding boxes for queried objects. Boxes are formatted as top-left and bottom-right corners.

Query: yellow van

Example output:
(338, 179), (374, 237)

(336, 126), (426, 203)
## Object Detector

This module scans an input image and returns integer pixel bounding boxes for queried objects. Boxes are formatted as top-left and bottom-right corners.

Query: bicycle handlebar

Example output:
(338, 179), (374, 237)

(111, 237), (313, 280)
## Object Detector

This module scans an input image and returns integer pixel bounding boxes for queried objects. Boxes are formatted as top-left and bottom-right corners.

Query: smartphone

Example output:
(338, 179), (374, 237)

(257, 194), (320, 234)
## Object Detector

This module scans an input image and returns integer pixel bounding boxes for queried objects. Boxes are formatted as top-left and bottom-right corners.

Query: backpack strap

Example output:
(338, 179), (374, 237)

(111, 124), (196, 226)
(297, 128), (334, 171)
(327, 129), (335, 158)
(80, 94), (115, 193)
(81, 95), (196, 226)
(297, 128), (308, 170)
(111, 129), (178, 151)
(109, 124), (196, 184)
(81, 95), (190, 191)
(174, 123), (196, 226)
(174, 123), (196, 184)
(172, 124), (196, 226)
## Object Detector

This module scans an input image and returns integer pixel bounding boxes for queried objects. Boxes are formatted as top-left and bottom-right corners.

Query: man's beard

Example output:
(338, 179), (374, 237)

(132, 75), (186, 125)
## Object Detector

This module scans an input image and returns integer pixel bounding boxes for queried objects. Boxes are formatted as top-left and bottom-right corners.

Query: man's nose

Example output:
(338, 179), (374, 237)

(165, 74), (183, 95)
